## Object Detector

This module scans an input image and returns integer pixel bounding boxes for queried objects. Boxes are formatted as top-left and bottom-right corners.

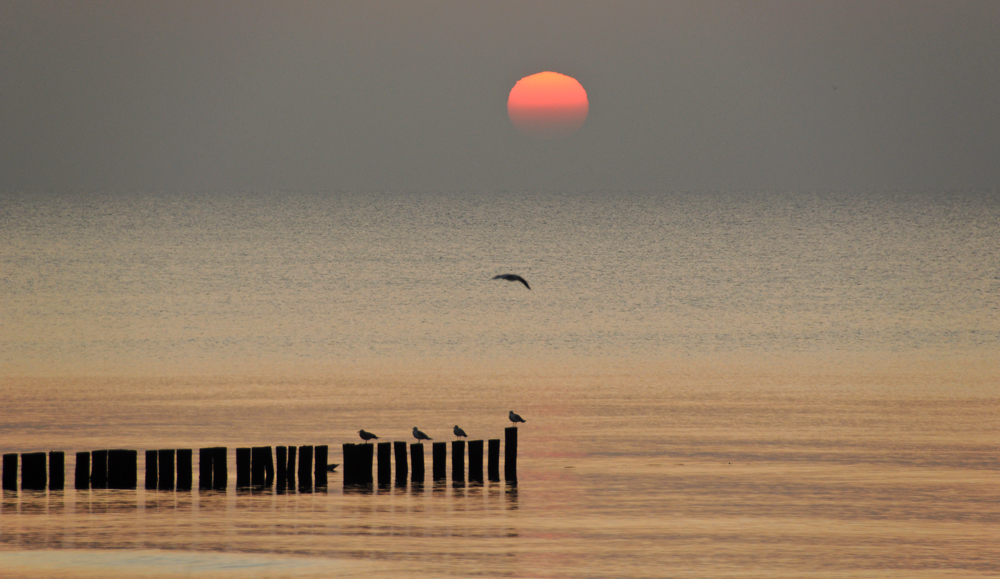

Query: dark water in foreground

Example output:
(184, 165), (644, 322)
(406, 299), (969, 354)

(1, 369), (997, 579)
(1, 191), (998, 577)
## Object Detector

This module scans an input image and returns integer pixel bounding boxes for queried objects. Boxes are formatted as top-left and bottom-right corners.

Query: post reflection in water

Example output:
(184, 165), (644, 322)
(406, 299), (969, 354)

(504, 481), (518, 511)
(342, 483), (374, 496)
(48, 491), (65, 516)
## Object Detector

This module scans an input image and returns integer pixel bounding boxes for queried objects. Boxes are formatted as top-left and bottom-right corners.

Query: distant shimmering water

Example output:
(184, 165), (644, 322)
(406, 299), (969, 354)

(1, 191), (997, 578)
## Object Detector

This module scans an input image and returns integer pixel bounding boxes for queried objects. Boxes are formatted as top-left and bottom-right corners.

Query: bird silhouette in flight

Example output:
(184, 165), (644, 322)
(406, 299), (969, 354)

(492, 274), (530, 290)
(453, 425), (468, 439)
(412, 427), (432, 442)
(358, 430), (379, 443)
(509, 411), (526, 425)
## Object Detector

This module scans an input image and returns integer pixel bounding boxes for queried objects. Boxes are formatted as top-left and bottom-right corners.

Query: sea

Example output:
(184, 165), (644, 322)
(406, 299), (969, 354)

(0, 190), (997, 578)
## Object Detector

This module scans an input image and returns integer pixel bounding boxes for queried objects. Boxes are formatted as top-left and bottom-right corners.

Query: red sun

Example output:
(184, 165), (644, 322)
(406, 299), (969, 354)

(508, 71), (589, 139)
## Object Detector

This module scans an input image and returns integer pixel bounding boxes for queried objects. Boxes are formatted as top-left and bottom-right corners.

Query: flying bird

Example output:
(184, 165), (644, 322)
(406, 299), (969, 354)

(509, 411), (526, 425)
(412, 427), (432, 442)
(358, 429), (379, 443)
(492, 274), (530, 290)
(453, 425), (468, 439)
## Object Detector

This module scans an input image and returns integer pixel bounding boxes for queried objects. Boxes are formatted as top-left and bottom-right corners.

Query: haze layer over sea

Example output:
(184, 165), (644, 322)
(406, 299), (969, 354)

(1, 190), (997, 578)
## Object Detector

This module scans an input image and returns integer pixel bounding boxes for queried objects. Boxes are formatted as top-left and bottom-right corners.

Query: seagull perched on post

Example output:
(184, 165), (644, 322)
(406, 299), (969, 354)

(509, 411), (526, 425)
(492, 274), (530, 290)
(412, 427), (432, 442)
(358, 429), (379, 443)
(453, 425), (468, 439)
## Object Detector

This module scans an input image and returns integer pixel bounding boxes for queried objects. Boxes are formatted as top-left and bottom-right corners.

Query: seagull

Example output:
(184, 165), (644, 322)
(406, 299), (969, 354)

(453, 425), (468, 439)
(492, 274), (530, 290)
(412, 427), (432, 442)
(358, 429), (379, 443)
(509, 411), (526, 425)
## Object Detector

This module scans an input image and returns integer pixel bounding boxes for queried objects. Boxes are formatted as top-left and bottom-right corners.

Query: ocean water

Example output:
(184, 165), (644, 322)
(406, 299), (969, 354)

(1, 191), (998, 578)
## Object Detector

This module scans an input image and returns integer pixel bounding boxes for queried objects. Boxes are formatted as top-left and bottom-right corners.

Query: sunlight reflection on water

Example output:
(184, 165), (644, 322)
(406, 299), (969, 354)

(1, 191), (998, 577)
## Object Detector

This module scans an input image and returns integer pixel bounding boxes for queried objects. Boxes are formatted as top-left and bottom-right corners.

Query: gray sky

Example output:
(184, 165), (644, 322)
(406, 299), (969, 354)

(2, 1), (998, 193)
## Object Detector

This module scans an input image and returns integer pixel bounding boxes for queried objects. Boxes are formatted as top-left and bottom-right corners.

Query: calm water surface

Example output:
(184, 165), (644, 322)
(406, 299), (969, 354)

(1, 191), (997, 577)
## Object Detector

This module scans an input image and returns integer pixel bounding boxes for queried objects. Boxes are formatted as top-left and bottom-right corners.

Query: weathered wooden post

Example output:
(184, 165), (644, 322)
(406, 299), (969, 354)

(145, 450), (158, 490)
(236, 448), (251, 488)
(109, 450), (137, 489)
(286, 446), (296, 488)
(359, 443), (373, 485)
(21, 452), (46, 490)
(394, 441), (408, 484)
(342, 443), (355, 485)
(410, 443), (424, 482)
(3, 453), (17, 490)
(432, 442), (446, 481)
(199, 448), (213, 490)
(377, 442), (391, 486)
(49, 451), (65, 490)
(468, 440), (484, 483)
(488, 439), (501, 481)
(91, 450), (108, 489)
(451, 440), (465, 483)
(250, 447), (266, 487)
(504, 427), (517, 482)
(298, 445), (313, 490)
(75, 452), (90, 490)
(158, 449), (175, 491)
(275, 446), (287, 489)
(264, 447), (275, 487)
(212, 447), (227, 490)
(107, 450), (121, 489)
(314, 445), (327, 488)
(176, 449), (192, 490)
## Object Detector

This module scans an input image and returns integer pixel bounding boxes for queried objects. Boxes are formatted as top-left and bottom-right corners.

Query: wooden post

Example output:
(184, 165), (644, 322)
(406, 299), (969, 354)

(250, 447), (266, 486)
(176, 449), (192, 490)
(3, 453), (17, 490)
(108, 450), (137, 489)
(212, 447), (227, 490)
(488, 439), (500, 481)
(314, 445), (327, 488)
(468, 440), (484, 483)
(298, 445), (313, 490)
(504, 427), (517, 482)
(264, 447), (275, 487)
(91, 450), (108, 489)
(377, 442), (391, 486)
(75, 452), (90, 490)
(394, 441), (408, 484)
(158, 449), (175, 490)
(107, 450), (121, 489)
(236, 448), (251, 488)
(21, 452), (46, 490)
(451, 440), (465, 483)
(275, 446), (287, 489)
(49, 451), (65, 490)
(432, 442), (446, 481)
(359, 443), (373, 485)
(410, 443), (424, 482)
(198, 448), (213, 490)
(342, 443), (355, 485)
(145, 450), (158, 490)
(286, 446), (296, 488)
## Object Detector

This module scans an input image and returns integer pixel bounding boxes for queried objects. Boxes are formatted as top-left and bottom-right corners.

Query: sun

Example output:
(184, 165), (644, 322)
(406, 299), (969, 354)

(507, 71), (589, 139)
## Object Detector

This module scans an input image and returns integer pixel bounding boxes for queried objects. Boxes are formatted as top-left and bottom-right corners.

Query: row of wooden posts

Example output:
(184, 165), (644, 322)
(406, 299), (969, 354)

(1, 428), (519, 492)
(1, 446), (324, 492)
(342, 427), (519, 485)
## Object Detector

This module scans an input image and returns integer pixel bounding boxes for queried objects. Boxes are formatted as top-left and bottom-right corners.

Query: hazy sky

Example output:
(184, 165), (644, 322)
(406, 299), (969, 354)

(2, 1), (998, 193)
